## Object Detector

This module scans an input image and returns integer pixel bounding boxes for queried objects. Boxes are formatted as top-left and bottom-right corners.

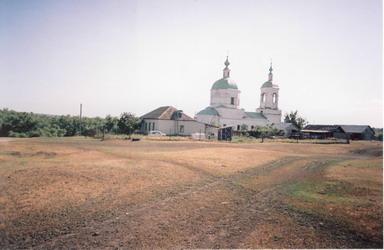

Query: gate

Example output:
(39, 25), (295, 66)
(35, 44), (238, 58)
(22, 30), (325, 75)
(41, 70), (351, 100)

(218, 127), (232, 141)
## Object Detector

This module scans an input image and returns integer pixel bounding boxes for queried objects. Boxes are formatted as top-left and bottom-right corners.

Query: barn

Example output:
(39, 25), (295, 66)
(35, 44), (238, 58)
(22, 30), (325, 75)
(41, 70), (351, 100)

(140, 106), (217, 137)
(301, 125), (346, 139)
(339, 125), (375, 140)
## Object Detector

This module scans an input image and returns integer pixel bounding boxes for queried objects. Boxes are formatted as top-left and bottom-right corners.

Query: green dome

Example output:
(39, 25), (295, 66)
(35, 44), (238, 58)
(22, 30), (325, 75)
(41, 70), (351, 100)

(211, 78), (238, 90)
(196, 107), (219, 116)
(262, 81), (273, 88)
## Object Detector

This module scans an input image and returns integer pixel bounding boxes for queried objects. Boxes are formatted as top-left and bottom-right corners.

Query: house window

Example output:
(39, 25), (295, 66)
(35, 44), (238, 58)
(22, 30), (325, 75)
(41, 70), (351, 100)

(152, 122), (155, 130)
(179, 125), (184, 133)
(231, 97), (235, 105)
(144, 122), (147, 131)
(237, 125), (240, 131)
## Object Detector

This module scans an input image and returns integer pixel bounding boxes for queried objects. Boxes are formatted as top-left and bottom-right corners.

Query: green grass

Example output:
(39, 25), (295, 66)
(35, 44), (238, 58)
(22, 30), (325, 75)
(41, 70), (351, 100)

(231, 136), (259, 143)
(285, 180), (362, 205)
(341, 159), (383, 169)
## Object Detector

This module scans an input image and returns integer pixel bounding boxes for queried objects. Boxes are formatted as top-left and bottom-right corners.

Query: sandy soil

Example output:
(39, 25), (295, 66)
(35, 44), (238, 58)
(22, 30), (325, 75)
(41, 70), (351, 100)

(0, 138), (382, 249)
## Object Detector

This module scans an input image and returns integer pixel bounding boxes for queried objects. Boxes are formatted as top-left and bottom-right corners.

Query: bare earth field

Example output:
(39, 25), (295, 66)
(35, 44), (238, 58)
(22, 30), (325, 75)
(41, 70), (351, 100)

(0, 137), (382, 249)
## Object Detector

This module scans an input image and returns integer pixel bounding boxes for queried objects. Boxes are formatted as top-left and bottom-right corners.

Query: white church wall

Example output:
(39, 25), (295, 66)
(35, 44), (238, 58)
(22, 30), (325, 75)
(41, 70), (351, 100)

(195, 114), (220, 126)
(256, 108), (282, 124)
(210, 89), (240, 108)
(264, 113), (282, 124)
(219, 117), (269, 130)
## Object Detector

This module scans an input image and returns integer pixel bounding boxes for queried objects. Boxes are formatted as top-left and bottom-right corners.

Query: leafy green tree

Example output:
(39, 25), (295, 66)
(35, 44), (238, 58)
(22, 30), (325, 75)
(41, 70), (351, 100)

(105, 115), (119, 134)
(0, 109), (140, 138)
(284, 110), (308, 130)
(248, 125), (279, 138)
(117, 113), (139, 135)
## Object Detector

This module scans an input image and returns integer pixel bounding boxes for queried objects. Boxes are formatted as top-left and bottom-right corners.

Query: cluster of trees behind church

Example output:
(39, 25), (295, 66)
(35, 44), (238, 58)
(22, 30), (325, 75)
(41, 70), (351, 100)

(0, 109), (139, 138)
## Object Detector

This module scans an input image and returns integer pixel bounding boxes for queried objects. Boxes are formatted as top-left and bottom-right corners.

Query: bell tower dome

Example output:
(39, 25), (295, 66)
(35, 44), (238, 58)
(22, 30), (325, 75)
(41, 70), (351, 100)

(256, 62), (282, 124)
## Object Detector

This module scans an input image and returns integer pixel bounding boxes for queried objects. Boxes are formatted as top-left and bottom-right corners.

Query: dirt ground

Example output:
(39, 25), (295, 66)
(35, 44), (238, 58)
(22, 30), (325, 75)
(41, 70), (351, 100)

(0, 137), (382, 249)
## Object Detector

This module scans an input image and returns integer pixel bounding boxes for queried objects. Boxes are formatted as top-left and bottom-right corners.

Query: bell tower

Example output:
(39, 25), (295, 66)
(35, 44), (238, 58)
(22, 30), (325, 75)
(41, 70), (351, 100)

(256, 62), (282, 124)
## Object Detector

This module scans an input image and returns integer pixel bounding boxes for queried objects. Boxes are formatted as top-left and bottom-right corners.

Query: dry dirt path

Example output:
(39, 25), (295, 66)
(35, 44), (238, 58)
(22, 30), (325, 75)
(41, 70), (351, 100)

(36, 156), (379, 249)
(0, 139), (382, 249)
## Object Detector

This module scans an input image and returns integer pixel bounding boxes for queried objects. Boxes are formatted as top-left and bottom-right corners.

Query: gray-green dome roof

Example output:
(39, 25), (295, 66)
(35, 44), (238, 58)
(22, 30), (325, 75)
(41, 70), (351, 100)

(262, 80), (273, 88)
(196, 106), (219, 116)
(211, 78), (238, 90)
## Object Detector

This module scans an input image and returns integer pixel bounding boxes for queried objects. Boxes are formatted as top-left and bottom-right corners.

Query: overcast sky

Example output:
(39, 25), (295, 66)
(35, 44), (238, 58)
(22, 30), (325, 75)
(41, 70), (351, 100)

(0, 0), (382, 127)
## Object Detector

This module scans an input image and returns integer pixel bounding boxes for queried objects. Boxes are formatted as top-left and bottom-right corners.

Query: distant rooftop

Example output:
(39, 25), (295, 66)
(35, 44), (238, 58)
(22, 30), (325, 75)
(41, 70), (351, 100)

(140, 106), (194, 121)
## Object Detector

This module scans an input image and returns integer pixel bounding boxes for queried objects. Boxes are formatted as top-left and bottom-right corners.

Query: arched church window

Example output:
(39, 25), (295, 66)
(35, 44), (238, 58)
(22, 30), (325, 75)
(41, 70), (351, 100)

(273, 93), (277, 104)
(261, 93), (266, 103)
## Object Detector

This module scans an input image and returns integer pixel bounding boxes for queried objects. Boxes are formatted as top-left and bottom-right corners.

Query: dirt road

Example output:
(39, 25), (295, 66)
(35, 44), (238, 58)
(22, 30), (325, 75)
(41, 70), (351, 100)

(0, 138), (382, 248)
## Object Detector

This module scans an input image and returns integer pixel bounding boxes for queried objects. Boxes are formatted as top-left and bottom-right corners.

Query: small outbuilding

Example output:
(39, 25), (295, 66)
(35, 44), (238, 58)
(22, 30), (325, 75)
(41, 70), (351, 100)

(301, 125), (346, 139)
(274, 122), (299, 137)
(140, 106), (217, 137)
(339, 125), (375, 140)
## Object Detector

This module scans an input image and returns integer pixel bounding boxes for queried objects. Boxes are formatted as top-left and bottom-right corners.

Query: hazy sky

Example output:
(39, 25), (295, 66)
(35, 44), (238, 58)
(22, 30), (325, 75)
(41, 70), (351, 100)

(0, 0), (382, 127)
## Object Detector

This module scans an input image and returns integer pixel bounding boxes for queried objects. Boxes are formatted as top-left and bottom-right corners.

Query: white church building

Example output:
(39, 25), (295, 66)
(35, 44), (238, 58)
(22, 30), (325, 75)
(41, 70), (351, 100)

(195, 57), (284, 131)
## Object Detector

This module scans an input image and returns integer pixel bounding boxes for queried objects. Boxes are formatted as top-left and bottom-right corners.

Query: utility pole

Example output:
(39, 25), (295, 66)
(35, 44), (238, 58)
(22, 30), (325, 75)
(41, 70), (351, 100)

(79, 103), (82, 136)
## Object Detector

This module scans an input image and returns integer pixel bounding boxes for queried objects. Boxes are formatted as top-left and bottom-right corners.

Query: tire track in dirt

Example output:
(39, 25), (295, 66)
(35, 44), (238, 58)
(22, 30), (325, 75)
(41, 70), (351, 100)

(33, 156), (301, 249)
(278, 203), (383, 248)
(20, 147), (376, 249)
(191, 158), (322, 248)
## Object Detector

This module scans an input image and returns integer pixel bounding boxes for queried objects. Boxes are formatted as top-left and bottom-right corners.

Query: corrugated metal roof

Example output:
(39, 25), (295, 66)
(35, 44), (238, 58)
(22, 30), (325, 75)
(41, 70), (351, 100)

(304, 124), (345, 133)
(339, 125), (374, 134)
(301, 129), (331, 133)
(140, 106), (194, 121)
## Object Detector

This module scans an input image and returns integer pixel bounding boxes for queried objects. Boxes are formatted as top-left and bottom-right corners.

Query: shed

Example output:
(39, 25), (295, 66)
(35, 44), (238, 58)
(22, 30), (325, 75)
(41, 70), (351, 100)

(339, 125), (375, 140)
(302, 125), (346, 139)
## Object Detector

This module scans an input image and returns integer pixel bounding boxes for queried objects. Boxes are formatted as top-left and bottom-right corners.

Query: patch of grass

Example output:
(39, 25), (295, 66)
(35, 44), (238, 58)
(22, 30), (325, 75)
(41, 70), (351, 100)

(231, 136), (259, 143)
(285, 180), (361, 205)
(341, 159), (382, 169)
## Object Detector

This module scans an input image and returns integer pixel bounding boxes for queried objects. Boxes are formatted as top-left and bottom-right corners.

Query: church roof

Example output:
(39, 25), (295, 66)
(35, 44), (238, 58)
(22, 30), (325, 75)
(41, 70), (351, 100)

(261, 81), (273, 88)
(141, 106), (194, 121)
(245, 112), (267, 119)
(196, 106), (267, 121)
(196, 106), (219, 116)
(211, 78), (238, 90)
(211, 57), (238, 90)
(261, 62), (278, 88)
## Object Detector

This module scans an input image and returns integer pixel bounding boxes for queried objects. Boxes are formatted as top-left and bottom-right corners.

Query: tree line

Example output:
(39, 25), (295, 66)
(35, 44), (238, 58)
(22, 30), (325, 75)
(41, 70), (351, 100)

(0, 109), (140, 138)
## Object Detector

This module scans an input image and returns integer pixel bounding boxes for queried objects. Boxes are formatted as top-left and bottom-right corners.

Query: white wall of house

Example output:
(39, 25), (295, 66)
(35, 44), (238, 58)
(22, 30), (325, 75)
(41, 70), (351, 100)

(141, 119), (158, 132)
(141, 119), (216, 136)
